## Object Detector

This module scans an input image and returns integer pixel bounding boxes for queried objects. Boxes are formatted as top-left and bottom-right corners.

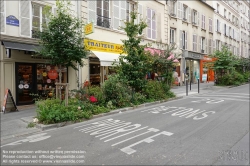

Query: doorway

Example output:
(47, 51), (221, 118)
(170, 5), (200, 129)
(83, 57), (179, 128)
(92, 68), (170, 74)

(16, 63), (36, 105)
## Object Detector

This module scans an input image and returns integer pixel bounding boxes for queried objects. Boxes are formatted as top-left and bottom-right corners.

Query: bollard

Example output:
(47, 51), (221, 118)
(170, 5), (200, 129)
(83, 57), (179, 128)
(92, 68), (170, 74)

(198, 79), (200, 93)
(190, 80), (191, 91)
(186, 80), (188, 96)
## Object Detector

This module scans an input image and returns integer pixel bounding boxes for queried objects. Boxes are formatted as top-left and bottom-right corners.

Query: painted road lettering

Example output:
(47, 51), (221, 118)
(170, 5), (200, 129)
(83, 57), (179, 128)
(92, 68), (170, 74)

(141, 106), (215, 120)
(1, 133), (51, 148)
(121, 131), (173, 155)
(74, 119), (173, 155)
(191, 98), (224, 104)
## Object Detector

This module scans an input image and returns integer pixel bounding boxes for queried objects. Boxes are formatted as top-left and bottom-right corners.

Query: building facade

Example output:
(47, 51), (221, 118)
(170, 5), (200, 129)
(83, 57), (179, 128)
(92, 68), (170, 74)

(79, 0), (167, 85)
(167, 0), (215, 84)
(0, 0), (80, 107)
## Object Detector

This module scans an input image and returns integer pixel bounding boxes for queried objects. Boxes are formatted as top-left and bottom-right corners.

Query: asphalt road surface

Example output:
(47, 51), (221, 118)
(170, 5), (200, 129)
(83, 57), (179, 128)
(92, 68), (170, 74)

(1, 84), (249, 165)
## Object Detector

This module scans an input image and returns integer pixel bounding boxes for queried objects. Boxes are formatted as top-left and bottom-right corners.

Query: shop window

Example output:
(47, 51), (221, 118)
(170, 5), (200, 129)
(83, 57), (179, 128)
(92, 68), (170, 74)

(90, 63), (100, 85)
(36, 64), (67, 98)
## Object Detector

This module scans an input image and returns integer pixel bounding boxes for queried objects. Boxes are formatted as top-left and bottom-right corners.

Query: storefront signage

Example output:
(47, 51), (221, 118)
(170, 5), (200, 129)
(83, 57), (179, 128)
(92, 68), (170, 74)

(203, 57), (212, 61)
(48, 69), (58, 79)
(84, 39), (123, 54)
(185, 52), (204, 59)
(84, 22), (94, 35)
(6, 15), (19, 26)
(202, 74), (207, 82)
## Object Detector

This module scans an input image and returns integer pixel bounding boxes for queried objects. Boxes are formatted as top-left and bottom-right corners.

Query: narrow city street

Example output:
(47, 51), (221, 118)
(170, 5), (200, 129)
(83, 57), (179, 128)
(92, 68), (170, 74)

(1, 84), (249, 165)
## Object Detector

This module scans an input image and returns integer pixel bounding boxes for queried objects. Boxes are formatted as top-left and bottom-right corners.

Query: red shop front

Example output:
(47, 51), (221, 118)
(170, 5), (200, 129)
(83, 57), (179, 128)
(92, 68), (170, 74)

(200, 56), (216, 82)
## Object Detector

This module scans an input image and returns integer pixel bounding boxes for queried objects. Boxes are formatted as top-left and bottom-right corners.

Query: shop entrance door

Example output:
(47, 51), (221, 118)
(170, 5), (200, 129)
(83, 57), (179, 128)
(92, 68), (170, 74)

(16, 63), (36, 105)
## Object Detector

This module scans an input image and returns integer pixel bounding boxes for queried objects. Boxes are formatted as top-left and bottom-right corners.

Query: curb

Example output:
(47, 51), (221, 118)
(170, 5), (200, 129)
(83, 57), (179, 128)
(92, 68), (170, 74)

(20, 96), (183, 131)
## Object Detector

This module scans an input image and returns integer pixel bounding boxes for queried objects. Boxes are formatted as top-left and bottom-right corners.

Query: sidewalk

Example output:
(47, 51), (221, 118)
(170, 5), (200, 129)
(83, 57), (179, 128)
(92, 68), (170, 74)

(0, 81), (222, 142)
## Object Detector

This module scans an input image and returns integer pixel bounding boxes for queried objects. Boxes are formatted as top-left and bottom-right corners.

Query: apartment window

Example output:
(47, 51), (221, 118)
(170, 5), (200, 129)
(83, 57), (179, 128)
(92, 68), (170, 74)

(193, 34), (197, 52)
(217, 4), (219, 14)
(201, 37), (205, 53)
(229, 27), (231, 37)
(180, 30), (187, 49)
(169, 0), (177, 16)
(147, 8), (156, 40)
(208, 39), (212, 54)
(224, 24), (226, 35)
(224, 9), (227, 18)
(183, 5), (187, 20)
(192, 10), (198, 24)
(170, 28), (176, 44)
(209, 18), (212, 32)
(97, 0), (110, 28)
(228, 12), (231, 21)
(32, 4), (49, 38)
(126, 1), (135, 22)
(216, 40), (220, 50)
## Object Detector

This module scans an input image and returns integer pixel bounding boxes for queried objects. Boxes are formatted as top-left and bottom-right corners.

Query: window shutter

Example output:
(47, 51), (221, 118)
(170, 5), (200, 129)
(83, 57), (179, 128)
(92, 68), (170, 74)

(156, 12), (161, 41)
(120, 1), (126, 29)
(213, 40), (215, 52)
(180, 30), (182, 48)
(152, 10), (156, 40)
(188, 7), (191, 23)
(0, 0), (5, 33)
(174, 2), (177, 15)
(205, 38), (208, 53)
(177, 2), (181, 18)
(185, 31), (187, 50)
(193, 34), (195, 51)
(137, 3), (143, 24)
(204, 15), (206, 29)
(215, 19), (217, 31)
(113, 1), (120, 30)
(191, 9), (194, 23)
(169, 1), (173, 15)
(199, 36), (201, 52)
(20, 0), (31, 37)
(147, 8), (151, 39)
(226, 25), (229, 36)
(88, 0), (96, 24)
(180, 3), (183, 19)
(197, 12), (200, 27)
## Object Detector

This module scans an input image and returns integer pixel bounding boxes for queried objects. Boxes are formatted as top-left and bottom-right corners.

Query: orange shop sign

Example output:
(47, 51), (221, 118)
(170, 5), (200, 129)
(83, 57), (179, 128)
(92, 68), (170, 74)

(84, 22), (94, 35)
(48, 69), (58, 79)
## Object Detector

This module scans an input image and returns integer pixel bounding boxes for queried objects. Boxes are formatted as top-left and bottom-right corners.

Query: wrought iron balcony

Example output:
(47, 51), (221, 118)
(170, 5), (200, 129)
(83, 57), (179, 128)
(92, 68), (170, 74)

(31, 30), (40, 39)
(97, 15), (111, 29)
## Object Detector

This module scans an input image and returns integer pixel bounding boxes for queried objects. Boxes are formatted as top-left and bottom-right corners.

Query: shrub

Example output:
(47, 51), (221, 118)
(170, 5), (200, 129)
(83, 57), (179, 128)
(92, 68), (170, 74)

(142, 81), (167, 100)
(242, 72), (250, 82)
(102, 75), (132, 108)
(132, 92), (147, 105)
(219, 71), (245, 86)
(88, 86), (105, 105)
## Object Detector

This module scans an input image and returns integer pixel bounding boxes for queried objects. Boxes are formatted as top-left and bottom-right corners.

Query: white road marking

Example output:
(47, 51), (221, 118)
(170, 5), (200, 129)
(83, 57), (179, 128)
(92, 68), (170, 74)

(111, 128), (159, 146)
(191, 98), (224, 104)
(196, 94), (249, 98)
(120, 131), (173, 155)
(104, 126), (148, 142)
(189, 96), (249, 102)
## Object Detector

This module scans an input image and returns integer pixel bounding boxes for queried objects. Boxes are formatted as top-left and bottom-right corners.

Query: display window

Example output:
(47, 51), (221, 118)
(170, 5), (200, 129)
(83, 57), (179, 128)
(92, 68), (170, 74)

(15, 63), (68, 105)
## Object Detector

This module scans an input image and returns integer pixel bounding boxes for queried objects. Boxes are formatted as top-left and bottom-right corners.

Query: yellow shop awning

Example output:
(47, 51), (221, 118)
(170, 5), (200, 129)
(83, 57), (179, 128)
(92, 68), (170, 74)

(91, 51), (121, 66)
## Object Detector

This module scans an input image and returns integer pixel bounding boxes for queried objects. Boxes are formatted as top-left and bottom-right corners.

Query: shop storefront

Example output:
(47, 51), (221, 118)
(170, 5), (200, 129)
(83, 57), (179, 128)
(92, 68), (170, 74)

(200, 56), (216, 82)
(84, 39), (123, 85)
(182, 51), (204, 84)
(1, 40), (72, 106)
(16, 63), (67, 105)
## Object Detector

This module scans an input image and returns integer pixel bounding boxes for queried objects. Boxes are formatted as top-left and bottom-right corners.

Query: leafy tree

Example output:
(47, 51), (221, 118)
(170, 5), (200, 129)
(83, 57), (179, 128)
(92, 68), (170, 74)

(149, 43), (181, 86)
(117, 11), (149, 92)
(209, 45), (239, 78)
(37, 0), (89, 84)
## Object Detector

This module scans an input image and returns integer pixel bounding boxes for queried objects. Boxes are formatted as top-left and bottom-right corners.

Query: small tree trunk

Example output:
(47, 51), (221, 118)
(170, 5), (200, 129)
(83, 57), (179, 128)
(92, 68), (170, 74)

(59, 64), (62, 100)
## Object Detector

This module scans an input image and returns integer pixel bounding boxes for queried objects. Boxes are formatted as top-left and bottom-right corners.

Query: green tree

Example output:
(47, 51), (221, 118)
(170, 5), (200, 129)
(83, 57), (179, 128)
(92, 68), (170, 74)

(117, 11), (149, 92)
(209, 45), (239, 79)
(37, 0), (88, 84)
(150, 43), (181, 86)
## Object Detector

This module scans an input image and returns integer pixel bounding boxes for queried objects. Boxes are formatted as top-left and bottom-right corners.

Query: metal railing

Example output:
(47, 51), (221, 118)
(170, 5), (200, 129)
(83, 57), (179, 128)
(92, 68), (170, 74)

(97, 15), (111, 29)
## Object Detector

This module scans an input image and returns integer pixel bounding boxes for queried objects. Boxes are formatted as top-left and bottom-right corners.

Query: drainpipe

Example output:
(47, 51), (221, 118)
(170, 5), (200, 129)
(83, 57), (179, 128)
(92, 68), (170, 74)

(77, 0), (82, 89)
